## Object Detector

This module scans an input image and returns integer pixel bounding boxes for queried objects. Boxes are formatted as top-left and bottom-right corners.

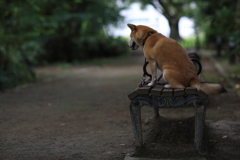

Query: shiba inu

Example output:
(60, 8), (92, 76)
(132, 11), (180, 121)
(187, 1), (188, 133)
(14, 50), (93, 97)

(127, 23), (226, 95)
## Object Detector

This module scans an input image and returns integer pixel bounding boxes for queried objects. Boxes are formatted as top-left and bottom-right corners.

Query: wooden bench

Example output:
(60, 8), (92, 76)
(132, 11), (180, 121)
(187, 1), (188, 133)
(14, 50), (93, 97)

(128, 84), (208, 152)
(127, 52), (207, 153)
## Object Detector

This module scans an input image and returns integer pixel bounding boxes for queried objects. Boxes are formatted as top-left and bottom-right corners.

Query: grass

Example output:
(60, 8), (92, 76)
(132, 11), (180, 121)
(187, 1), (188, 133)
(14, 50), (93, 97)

(180, 33), (206, 49)
(48, 53), (130, 68)
(78, 53), (130, 66)
(217, 57), (240, 74)
(202, 71), (224, 83)
(215, 56), (240, 85)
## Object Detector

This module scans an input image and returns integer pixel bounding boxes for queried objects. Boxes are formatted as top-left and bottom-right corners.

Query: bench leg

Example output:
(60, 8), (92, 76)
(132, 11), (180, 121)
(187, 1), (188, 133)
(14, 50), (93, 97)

(194, 99), (206, 152)
(154, 106), (160, 117)
(129, 100), (143, 146)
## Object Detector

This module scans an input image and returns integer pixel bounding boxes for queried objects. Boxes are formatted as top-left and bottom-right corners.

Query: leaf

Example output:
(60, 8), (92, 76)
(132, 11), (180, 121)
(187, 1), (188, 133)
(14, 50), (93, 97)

(222, 135), (228, 139)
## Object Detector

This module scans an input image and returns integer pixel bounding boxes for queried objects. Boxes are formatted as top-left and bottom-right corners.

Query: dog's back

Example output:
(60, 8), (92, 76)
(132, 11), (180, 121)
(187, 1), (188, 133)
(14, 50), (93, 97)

(144, 33), (198, 87)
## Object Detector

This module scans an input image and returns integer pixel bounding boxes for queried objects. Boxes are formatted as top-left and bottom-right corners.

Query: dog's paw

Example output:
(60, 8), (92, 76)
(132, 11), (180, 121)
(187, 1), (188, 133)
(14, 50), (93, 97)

(164, 84), (172, 88)
(147, 82), (154, 87)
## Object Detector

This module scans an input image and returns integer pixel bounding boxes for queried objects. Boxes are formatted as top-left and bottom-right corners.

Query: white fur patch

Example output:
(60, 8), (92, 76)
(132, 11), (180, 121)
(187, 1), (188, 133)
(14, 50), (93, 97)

(161, 69), (167, 82)
(153, 61), (157, 80)
(148, 82), (154, 87)
(164, 84), (171, 88)
(128, 38), (134, 47)
(128, 38), (139, 50)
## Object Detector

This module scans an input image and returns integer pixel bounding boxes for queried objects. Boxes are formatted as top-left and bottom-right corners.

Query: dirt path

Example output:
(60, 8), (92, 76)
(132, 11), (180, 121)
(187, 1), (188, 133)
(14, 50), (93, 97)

(0, 50), (240, 160)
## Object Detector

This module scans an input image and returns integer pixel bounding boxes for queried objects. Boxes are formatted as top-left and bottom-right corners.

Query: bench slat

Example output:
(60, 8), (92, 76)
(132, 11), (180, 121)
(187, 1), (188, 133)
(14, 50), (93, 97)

(162, 88), (173, 97)
(185, 87), (198, 95)
(150, 85), (164, 96)
(128, 88), (138, 100)
(128, 84), (208, 100)
(137, 86), (151, 95)
(173, 88), (185, 96)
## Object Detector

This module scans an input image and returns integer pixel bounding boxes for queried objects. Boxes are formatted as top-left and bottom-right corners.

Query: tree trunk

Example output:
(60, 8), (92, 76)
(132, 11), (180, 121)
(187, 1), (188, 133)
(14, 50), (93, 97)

(168, 17), (182, 41)
(193, 20), (201, 51)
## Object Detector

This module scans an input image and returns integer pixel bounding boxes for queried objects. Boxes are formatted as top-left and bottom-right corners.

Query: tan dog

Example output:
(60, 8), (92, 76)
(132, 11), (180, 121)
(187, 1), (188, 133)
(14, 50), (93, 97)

(127, 23), (226, 95)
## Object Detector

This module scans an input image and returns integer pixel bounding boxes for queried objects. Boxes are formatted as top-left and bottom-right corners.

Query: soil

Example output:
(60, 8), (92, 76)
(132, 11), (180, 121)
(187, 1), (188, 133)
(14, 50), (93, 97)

(0, 49), (240, 160)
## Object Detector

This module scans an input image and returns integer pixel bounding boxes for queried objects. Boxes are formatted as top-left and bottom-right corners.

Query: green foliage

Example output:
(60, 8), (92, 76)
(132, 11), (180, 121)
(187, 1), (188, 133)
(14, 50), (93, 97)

(190, 0), (238, 44)
(0, 0), (129, 90)
(180, 34), (206, 49)
(217, 56), (240, 75)
(0, 49), (35, 89)
(180, 0), (240, 57)
(39, 35), (129, 64)
(202, 72), (222, 83)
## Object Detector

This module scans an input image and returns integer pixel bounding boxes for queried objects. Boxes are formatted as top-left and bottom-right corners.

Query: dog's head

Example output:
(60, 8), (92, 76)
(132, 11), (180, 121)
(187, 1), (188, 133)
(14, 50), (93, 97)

(127, 23), (157, 50)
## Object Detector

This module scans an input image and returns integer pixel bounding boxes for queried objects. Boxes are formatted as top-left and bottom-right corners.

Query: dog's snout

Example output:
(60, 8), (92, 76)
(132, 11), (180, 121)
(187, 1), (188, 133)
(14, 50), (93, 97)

(128, 39), (133, 47)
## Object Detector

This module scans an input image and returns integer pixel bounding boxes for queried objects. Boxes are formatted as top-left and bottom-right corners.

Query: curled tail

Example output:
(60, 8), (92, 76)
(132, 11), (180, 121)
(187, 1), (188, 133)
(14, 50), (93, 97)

(193, 82), (227, 95)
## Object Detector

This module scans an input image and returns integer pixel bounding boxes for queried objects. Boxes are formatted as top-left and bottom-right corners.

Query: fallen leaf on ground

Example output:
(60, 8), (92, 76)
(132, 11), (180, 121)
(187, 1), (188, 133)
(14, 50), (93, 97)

(222, 135), (228, 139)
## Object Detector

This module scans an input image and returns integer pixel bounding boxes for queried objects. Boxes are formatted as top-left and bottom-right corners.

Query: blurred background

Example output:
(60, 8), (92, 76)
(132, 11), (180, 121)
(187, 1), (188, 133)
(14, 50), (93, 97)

(0, 0), (239, 90)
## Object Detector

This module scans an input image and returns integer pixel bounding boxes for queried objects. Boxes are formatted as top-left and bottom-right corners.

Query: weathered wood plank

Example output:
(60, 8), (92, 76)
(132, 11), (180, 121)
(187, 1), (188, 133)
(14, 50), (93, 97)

(128, 88), (138, 100)
(128, 85), (208, 100)
(162, 88), (173, 97)
(137, 86), (151, 95)
(185, 87), (197, 95)
(150, 85), (164, 96)
(173, 88), (185, 96)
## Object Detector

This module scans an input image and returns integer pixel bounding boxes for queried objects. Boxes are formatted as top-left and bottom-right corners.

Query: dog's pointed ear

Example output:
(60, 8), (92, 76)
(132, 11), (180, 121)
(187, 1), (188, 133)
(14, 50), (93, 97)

(127, 24), (136, 32)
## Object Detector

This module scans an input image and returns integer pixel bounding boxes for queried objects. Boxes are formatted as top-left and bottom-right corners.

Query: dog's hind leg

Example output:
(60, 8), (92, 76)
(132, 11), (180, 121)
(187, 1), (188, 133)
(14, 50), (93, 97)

(163, 69), (185, 89)
(147, 60), (157, 87)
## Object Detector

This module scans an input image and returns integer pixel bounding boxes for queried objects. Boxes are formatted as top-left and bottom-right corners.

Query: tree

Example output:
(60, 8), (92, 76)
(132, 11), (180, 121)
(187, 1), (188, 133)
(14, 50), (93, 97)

(0, 0), (40, 89)
(33, 0), (127, 63)
(187, 0), (239, 59)
(0, 0), (130, 90)
(138, 0), (193, 41)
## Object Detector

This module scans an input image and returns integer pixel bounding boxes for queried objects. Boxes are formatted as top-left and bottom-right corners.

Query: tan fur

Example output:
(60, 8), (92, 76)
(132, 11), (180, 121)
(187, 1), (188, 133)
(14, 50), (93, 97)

(127, 24), (227, 95)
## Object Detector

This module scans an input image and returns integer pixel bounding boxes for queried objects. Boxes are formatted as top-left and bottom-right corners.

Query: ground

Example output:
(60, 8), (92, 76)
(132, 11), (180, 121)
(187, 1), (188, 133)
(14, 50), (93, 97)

(0, 49), (240, 160)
